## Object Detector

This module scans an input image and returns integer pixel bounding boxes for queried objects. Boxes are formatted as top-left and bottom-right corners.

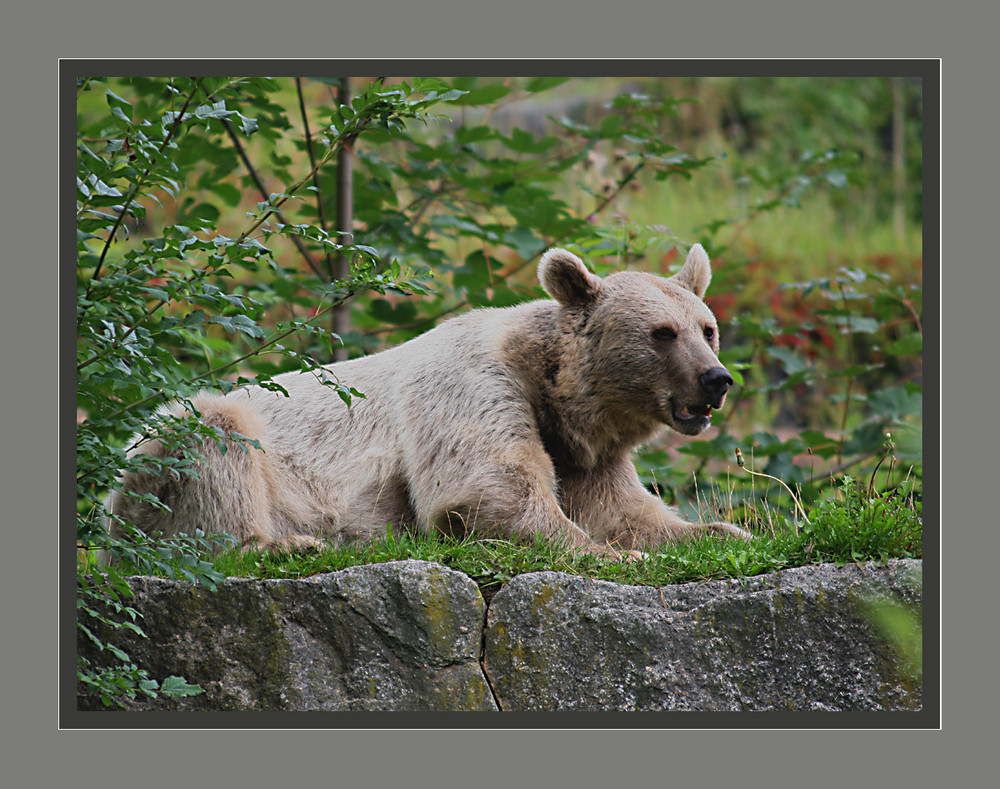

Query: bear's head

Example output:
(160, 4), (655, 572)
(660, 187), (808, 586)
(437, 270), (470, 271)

(538, 244), (733, 437)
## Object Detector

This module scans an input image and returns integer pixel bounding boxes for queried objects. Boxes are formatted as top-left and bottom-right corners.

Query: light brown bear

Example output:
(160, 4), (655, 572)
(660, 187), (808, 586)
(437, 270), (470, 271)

(106, 244), (750, 561)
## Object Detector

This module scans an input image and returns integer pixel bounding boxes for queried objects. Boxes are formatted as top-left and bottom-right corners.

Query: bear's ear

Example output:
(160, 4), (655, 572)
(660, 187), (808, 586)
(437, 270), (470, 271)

(671, 243), (712, 298)
(538, 248), (604, 307)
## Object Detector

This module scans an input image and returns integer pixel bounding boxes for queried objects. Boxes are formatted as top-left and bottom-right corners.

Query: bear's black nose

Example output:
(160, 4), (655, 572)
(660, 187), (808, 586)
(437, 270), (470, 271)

(699, 366), (733, 405)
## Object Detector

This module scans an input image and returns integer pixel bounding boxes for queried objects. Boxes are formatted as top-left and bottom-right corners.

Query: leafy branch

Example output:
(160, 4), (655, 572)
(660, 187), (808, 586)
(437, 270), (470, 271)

(222, 116), (324, 279)
(95, 265), (390, 425)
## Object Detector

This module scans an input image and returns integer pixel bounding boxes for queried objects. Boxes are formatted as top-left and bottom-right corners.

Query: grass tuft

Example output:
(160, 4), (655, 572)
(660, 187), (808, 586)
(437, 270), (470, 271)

(132, 478), (922, 600)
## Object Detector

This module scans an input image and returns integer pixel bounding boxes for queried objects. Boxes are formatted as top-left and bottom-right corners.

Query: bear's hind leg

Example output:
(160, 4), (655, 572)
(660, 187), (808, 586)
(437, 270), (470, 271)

(107, 394), (295, 557)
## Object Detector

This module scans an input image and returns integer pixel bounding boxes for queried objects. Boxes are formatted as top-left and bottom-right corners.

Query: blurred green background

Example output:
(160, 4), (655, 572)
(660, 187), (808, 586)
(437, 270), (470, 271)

(77, 74), (923, 529)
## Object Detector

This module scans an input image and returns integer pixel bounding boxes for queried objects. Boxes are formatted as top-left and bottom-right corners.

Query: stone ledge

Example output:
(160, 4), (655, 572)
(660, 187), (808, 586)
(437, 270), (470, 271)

(77, 558), (921, 712)
(78, 560), (495, 711)
(485, 559), (922, 711)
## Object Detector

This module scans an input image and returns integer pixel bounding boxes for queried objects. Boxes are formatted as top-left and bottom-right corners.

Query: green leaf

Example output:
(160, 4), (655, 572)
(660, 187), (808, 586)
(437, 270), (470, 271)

(454, 250), (493, 293)
(501, 225), (541, 260)
(768, 346), (811, 376)
(159, 676), (204, 697)
(110, 106), (132, 125)
(450, 84), (512, 105)
(209, 314), (265, 339)
(237, 113), (259, 136)
(526, 77), (571, 93)
(798, 429), (839, 459)
(106, 90), (131, 107)
(501, 128), (558, 154)
(744, 431), (805, 457)
(843, 422), (891, 456)
(455, 125), (496, 144)
(139, 286), (170, 302)
(830, 314), (881, 334)
(867, 387), (922, 422)
(211, 182), (243, 207)
(184, 201), (220, 223)
(194, 101), (236, 121)
(183, 309), (207, 326)
(886, 332), (922, 356)
(599, 114), (623, 137)
(435, 89), (470, 104)
(368, 299), (417, 325)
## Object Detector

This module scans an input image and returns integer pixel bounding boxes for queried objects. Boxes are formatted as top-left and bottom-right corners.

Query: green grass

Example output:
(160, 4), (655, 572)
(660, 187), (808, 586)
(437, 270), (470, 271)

(163, 477), (922, 600)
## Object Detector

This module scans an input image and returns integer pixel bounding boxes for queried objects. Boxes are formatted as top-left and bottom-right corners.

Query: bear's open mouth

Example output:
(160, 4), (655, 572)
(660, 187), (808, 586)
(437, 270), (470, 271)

(671, 400), (713, 426)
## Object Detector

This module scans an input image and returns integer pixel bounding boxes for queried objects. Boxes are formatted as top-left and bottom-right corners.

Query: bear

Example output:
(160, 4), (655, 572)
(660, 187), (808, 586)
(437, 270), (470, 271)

(104, 243), (750, 562)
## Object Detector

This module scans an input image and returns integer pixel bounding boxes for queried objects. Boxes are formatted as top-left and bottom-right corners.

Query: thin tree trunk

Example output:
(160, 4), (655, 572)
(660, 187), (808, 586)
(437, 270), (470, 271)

(333, 77), (354, 362)
(891, 77), (906, 243)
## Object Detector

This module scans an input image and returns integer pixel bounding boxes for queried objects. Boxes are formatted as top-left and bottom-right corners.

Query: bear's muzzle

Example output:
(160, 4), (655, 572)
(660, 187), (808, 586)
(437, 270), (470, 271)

(698, 366), (733, 409)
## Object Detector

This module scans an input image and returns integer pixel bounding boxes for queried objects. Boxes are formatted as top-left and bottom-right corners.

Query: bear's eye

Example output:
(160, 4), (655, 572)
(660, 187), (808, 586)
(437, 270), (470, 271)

(703, 326), (715, 342)
(652, 327), (677, 341)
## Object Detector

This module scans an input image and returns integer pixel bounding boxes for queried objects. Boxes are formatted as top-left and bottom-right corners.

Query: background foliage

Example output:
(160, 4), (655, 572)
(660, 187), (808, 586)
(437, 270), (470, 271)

(75, 75), (923, 705)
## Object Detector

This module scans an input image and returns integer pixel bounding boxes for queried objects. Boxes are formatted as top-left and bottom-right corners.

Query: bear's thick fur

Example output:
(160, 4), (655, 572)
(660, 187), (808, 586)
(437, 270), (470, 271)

(107, 244), (749, 560)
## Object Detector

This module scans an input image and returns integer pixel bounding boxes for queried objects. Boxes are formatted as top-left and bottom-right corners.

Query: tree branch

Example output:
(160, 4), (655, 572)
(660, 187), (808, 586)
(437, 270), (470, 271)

(294, 78), (332, 265)
(222, 118), (325, 280)
(85, 79), (205, 298)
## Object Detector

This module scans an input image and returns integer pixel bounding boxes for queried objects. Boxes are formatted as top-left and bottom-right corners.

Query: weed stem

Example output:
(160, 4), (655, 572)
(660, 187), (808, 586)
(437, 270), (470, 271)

(735, 448), (810, 531)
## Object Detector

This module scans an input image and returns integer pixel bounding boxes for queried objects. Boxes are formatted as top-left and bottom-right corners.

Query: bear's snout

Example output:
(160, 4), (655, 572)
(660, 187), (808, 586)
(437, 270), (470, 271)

(699, 366), (733, 408)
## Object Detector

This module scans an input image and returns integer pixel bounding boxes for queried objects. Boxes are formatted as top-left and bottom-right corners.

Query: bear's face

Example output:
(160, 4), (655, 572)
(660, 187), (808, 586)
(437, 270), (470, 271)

(538, 245), (732, 437)
(585, 271), (728, 435)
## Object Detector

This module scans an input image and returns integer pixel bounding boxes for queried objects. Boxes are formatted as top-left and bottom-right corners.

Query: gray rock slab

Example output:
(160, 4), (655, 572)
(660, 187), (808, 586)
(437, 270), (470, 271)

(78, 560), (496, 711)
(482, 559), (922, 711)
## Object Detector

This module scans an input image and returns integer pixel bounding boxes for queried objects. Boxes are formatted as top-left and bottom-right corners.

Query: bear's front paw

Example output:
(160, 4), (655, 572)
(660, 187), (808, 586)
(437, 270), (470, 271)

(595, 545), (648, 562)
(242, 534), (326, 554)
(574, 541), (637, 562)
